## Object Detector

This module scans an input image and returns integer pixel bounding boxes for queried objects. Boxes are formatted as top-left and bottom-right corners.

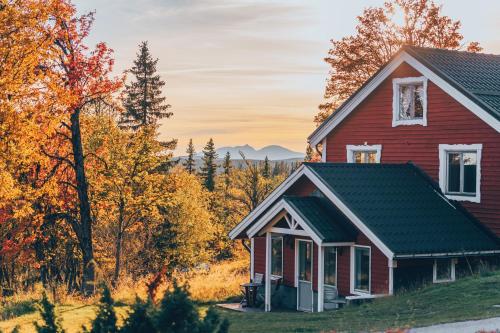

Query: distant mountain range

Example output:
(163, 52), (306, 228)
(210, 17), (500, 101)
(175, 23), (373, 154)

(195, 144), (305, 161)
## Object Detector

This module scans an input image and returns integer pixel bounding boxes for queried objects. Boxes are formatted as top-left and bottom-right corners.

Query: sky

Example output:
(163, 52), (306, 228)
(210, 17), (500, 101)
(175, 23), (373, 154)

(74, 0), (500, 155)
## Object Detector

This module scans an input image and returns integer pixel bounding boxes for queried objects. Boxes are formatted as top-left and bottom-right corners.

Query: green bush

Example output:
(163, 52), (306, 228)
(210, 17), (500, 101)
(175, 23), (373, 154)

(0, 300), (37, 320)
(33, 292), (65, 333)
(120, 297), (155, 333)
(85, 285), (118, 333)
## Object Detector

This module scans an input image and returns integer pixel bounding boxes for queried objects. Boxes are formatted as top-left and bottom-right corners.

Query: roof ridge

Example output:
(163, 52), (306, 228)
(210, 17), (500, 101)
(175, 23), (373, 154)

(403, 45), (500, 58)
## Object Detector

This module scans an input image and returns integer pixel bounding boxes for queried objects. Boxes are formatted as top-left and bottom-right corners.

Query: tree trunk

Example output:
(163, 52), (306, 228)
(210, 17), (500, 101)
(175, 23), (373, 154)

(70, 108), (95, 296)
(112, 200), (125, 287)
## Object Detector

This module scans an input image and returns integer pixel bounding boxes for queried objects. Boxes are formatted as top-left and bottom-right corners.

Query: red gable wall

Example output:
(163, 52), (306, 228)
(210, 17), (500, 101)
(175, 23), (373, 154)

(325, 61), (500, 236)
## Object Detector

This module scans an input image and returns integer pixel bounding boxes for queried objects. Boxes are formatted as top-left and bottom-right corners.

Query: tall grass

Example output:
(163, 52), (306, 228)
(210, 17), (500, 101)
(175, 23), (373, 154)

(176, 258), (249, 303)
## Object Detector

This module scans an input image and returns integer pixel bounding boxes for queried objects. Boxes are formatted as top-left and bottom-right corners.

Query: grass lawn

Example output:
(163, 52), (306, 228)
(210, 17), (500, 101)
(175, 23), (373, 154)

(218, 271), (500, 333)
(1, 270), (500, 333)
(0, 304), (130, 333)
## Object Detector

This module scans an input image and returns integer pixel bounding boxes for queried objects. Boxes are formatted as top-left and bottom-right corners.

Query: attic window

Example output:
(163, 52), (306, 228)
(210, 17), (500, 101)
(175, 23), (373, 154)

(392, 77), (428, 127)
(346, 145), (382, 163)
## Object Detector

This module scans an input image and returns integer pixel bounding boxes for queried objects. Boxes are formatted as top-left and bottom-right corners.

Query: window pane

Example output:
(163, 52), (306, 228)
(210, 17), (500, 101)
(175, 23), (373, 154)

(324, 247), (336, 286)
(399, 85), (412, 119)
(414, 85), (424, 118)
(354, 247), (370, 292)
(463, 152), (477, 193)
(447, 153), (461, 193)
(271, 238), (282, 276)
(367, 152), (377, 163)
(299, 242), (312, 282)
(353, 151), (363, 163)
(435, 259), (451, 281)
(353, 151), (377, 163)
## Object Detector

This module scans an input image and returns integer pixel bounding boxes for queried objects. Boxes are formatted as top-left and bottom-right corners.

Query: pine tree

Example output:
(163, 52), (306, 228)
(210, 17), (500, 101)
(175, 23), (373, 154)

(184, 139), (196, 174)
(120, 41), (172, 129)
(155, 282), (200, 333)
(222, 152), (232, 190)
(120, 297), (156, 333)
(200, 138), (218, 191)
(86, 285), (118, 333)
(262, 156), (271, 178)
(34, 292), (65, 333)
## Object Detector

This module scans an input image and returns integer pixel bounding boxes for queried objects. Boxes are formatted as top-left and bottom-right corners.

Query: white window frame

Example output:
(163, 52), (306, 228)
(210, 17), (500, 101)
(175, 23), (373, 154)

(346, 145), (382, 163)
(392, 76), (428, 127)
(438, 144), (482, 203)
(350, 245), (371, 295)
(271, 236), (283, 278)
(323, 246), (338, 287)
(433, 258), (456, 283)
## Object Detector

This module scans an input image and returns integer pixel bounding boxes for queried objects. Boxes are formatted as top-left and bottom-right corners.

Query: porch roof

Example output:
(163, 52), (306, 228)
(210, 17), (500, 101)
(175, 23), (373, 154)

(306, 163), (500, 257)
(283, 196), (356, 243)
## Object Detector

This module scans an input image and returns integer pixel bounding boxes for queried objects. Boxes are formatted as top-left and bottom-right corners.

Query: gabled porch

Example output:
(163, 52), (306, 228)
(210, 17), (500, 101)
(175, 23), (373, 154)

(249, 196), (359, 312)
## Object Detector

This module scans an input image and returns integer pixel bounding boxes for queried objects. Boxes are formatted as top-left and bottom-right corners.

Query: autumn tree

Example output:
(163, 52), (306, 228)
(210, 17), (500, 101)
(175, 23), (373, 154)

(184, 139), (196, 174)
(46, 7), (122, 295)
(316, 0), (482, 124)
(120, 41), (172, 129)
(200, 138), (218, 192)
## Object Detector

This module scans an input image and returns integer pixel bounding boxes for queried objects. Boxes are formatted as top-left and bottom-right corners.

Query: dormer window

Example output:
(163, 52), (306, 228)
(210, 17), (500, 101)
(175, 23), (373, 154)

(392, 77), (428, 127)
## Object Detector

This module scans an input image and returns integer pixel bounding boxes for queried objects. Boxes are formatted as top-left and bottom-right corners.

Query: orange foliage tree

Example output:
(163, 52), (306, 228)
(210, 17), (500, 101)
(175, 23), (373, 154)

(316, 0), (482, 125)
(43, 4), (123, 295)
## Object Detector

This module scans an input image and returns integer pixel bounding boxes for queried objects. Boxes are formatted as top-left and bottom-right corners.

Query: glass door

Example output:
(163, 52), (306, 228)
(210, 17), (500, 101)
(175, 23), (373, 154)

(297, 240), (313, 311)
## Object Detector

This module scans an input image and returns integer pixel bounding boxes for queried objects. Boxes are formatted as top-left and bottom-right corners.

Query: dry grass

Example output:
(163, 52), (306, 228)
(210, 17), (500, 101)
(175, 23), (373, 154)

(176, 257), (249, 303)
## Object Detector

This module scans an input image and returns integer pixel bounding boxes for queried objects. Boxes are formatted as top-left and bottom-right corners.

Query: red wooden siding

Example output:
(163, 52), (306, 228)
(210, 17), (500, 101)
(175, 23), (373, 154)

(325, 61), (500, 236)
(254, 237), (266, 276)
(283, 236), (296, 287)
(336, 246), (351, 296)
(285, 175), (317, 196)
(253, 234), (390, 296)
(356, 234), (389, 294)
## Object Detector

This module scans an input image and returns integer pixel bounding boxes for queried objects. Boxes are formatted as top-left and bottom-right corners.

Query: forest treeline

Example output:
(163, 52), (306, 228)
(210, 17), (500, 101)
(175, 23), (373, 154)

(0, 0), (302, 297)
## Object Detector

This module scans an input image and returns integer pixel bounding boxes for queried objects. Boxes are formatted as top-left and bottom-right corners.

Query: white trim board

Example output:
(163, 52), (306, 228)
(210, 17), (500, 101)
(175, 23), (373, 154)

(438, 144), (482, 203)
(308, 51), (500, 147)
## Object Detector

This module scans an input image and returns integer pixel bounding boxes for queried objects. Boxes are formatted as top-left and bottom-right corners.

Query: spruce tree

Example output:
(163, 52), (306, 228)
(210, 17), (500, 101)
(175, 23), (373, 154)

(120, 41), (172, 129)
(200, 138), (218, 191)
(86, 285), (118, 333)
(34, 292), (65, 333)
(155, 282), (200, 333)
(120, 297), (156, 333)
(184, 139), (196, 174)
(262, 156), (271, 178)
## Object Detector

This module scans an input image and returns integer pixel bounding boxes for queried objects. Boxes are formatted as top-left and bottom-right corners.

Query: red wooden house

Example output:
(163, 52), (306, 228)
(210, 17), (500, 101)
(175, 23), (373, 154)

(229, 46), (500, 312)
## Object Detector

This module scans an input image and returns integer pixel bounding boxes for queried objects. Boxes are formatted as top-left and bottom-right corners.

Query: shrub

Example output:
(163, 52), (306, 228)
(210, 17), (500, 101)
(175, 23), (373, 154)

(33, 292), (66, 333)
(84, 285), (118, 333)
(154, 281), (230, 333)
(0, 300), (37, 320)
(120, 297), (155, 333)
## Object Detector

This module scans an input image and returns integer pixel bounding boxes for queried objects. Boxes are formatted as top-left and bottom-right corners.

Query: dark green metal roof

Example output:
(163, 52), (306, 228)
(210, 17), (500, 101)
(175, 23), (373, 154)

(304, 163), (500, 257)
(283, 196), (356, 243)
(403, 46), (500, 121)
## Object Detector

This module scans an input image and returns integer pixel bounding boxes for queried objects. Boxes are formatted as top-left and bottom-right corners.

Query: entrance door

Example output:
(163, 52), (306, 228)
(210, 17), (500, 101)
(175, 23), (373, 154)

(297, 240), (313, 312)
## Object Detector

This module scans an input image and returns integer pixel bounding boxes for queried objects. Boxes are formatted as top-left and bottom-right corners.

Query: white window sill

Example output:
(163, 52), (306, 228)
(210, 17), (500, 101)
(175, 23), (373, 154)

(392, 119), (427, 127)
(351, 289), (371, 296)
(444, 193), (480, 204)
